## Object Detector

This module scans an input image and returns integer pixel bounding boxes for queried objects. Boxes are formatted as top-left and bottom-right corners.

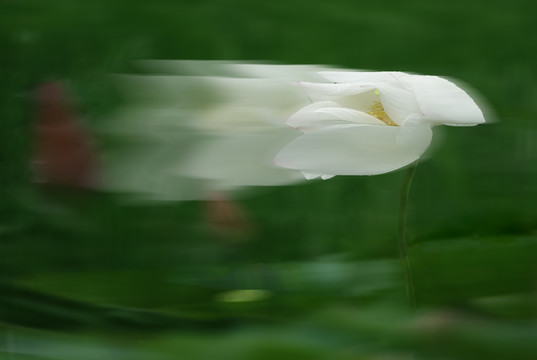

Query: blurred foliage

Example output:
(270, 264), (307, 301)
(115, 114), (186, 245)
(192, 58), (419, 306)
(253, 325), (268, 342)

(2, 0), (537, 359)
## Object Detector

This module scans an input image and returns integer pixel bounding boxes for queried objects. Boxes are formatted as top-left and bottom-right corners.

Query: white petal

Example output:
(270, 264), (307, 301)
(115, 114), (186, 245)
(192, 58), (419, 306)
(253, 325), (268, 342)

(398, 115), (434, 148)
(287, 102), (385, 131)
(375, 84), (422, 125)
(400, 75), (485, 126)
(319, 71), (408, 83)
(275, 122), (432, 176)
(287, 101), (342, 127)
(315, 108), (386, 125)
(299, 81), (422, 126)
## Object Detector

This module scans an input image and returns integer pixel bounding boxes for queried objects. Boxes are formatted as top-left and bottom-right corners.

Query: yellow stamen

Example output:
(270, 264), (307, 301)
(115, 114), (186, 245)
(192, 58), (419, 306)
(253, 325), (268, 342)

(367, 101), (398, 126)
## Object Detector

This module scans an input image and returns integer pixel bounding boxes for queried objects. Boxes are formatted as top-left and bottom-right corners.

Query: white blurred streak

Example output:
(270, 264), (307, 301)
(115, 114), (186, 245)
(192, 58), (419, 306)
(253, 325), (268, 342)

(136, 60), (330, 81)
(99, 62), (324, 201)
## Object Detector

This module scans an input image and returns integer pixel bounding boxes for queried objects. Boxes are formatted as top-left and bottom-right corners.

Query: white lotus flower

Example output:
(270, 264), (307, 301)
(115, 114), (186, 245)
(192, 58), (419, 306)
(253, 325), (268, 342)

(275, 71), (486, 179)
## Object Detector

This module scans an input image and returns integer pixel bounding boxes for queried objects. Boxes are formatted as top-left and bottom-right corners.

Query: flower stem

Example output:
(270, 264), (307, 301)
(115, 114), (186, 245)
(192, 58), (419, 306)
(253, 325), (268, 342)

(398, 160), (418, 309)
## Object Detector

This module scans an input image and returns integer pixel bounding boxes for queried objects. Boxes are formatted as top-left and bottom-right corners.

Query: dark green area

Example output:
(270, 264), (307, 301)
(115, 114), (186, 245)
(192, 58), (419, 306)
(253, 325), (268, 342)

(1, 0), (537, 359)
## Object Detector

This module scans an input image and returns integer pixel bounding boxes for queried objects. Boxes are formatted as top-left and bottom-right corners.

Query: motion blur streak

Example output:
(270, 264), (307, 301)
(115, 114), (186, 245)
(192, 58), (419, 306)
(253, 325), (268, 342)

(99, 62), (330, 201)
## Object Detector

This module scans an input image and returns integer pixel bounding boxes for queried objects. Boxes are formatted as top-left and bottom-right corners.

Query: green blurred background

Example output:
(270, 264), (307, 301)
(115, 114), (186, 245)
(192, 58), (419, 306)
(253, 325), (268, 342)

(1, 0), (537, 359)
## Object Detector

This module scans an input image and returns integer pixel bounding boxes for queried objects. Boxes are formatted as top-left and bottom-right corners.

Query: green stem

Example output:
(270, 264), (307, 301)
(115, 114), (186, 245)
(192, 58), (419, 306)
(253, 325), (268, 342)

(398, 160), (418, 309)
